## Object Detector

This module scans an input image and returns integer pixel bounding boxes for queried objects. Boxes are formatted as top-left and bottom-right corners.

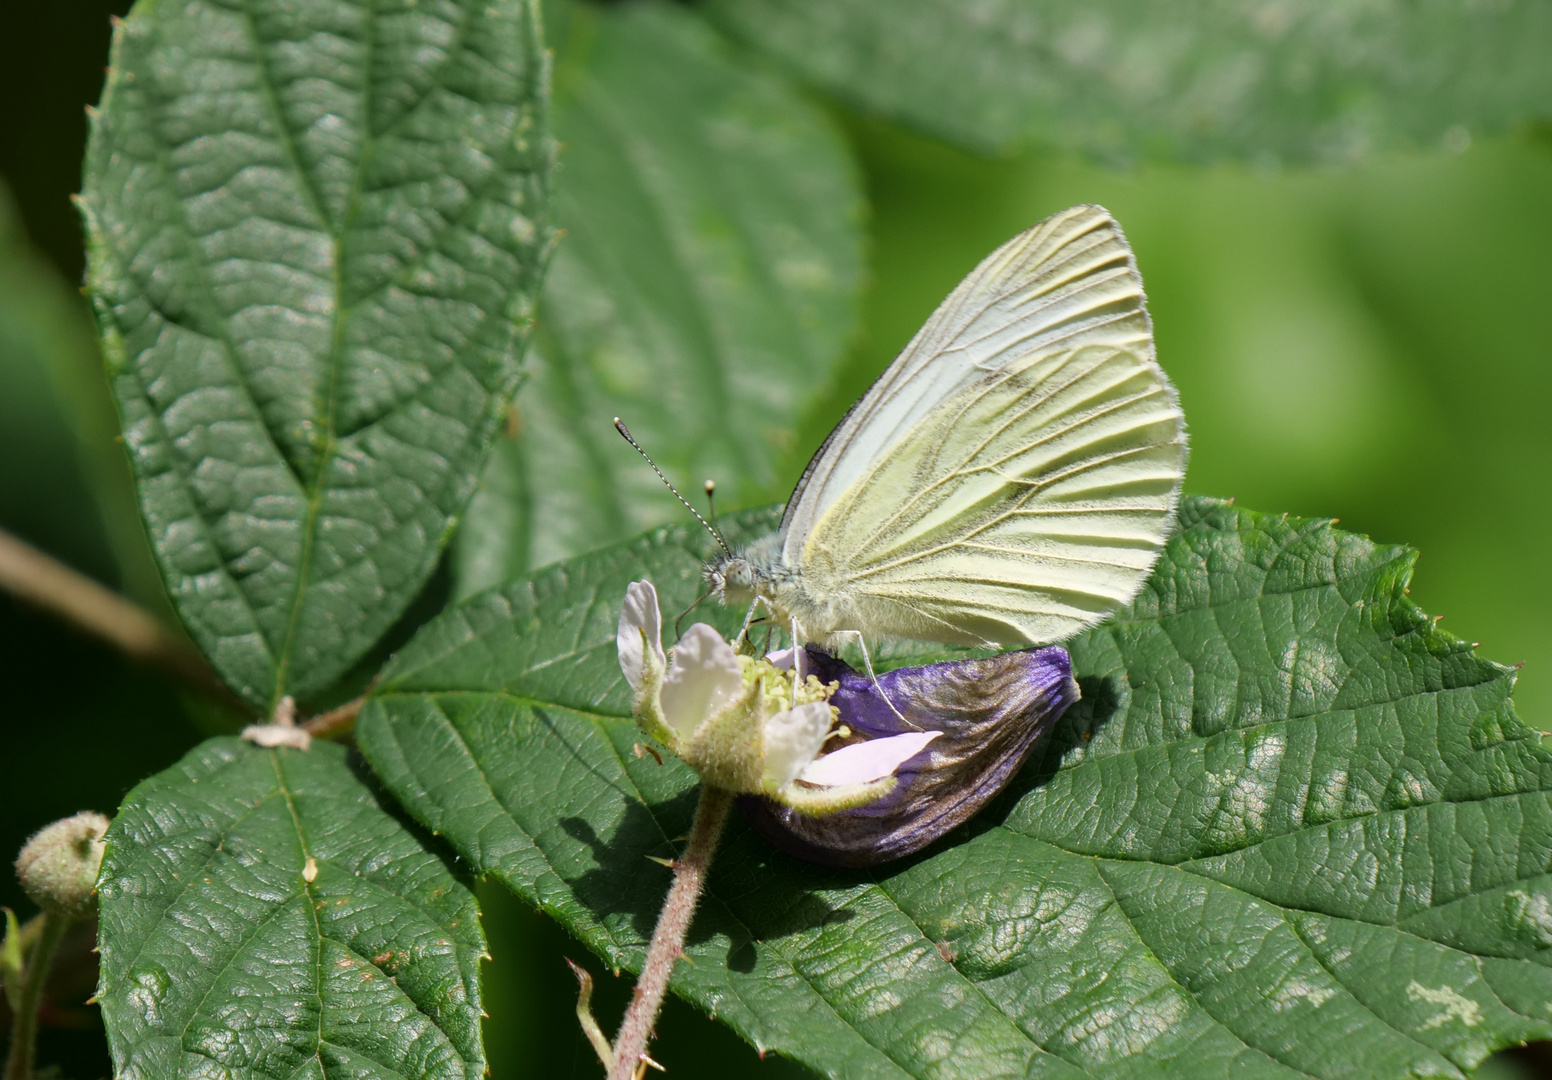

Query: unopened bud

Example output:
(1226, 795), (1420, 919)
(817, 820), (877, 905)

(15, 812), (111, 920)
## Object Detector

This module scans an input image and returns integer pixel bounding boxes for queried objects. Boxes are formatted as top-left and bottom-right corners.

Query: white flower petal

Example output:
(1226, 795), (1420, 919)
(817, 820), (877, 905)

(764, 647), (796, 671)
(660, 623), (742, 739)
(799, 731), (941, 787)
(617, 581), (665, 692)
(762, 701), (833, 791)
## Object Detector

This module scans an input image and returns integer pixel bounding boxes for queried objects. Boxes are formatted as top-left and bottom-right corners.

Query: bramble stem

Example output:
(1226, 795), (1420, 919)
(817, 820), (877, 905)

(0, 527), (236, 706)
(606, 785), (733, 1080)
(4, 913), (67, 1080)
(302, 696), (364, 739)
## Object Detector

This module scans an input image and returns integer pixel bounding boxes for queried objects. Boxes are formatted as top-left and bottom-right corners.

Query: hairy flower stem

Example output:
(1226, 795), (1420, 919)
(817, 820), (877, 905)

(607, 785), (733, 1080)
(4, 912), (67, 1080)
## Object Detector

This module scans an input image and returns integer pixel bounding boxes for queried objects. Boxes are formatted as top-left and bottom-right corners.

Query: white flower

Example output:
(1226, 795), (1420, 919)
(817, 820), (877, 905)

(617, 581), (666, 695)
(617, 580), (937, 813)
(762, 701), (836, 790)
(659, 624), (742, 742)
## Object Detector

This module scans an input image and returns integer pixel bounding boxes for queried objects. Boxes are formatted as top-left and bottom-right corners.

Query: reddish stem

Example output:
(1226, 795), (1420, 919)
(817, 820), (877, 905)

(302, 696), (364, 739)
(606, 785), (733, 1080)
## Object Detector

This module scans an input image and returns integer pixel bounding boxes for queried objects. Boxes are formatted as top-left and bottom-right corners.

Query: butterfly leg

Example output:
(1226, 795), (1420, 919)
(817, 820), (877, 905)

(831, 630), (921, 731)
(791, 616), (805, 683)
(734, 596), (771, 650)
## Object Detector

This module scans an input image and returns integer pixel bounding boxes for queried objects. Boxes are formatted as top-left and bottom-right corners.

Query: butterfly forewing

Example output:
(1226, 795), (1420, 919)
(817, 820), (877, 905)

(789, 206), (1186, 647)
(780, 204), (1159, 563)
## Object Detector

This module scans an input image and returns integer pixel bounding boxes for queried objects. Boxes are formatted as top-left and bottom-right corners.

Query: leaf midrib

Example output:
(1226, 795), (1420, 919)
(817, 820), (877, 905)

(121, 0), (504, 707)
(374, 669), (1525, 821)
(246, 0), (375, 707)
(111, 745), (477, 1075)
(268, 750), (330, 1078)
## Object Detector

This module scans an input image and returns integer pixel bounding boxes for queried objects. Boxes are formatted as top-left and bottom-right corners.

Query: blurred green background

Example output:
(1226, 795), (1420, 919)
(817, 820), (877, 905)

(3, 1), (1549, 1077)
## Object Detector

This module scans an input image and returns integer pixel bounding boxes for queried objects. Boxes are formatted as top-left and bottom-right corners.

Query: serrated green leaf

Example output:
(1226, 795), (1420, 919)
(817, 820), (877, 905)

(701, 0), (1552, 165)
(357, 498), (1552, 1078)
(97, 737), (486, 1080)
(452, 0), (862, 594)
(80, 0), (554, 710)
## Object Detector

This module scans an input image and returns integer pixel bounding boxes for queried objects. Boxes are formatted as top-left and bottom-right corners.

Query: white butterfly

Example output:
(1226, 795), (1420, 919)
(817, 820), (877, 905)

(704, 204), (1187, 656)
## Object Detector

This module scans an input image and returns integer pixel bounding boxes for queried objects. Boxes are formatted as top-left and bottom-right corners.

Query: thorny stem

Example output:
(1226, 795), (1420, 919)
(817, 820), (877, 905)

(4, 913), (67, 1080)
(0, 527), (238, 707)
(606, 785), (733, 1080)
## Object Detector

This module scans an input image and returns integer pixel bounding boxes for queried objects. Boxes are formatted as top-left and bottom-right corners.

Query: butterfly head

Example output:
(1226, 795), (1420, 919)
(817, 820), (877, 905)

(705, 533), (784, 608)
(704, 552), (757, 606)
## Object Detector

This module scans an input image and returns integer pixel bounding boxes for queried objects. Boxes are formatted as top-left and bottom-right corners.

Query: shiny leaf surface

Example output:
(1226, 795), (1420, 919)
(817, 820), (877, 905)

(97, 738), (486, 1080)
(81, 0), (554, 709)
(359, 497), (1552, 1078)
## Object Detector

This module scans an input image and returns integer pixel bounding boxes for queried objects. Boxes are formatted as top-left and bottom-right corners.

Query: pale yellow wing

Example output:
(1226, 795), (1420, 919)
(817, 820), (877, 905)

(792, 207), (1186, 647)
(780, 204), (1158, 562)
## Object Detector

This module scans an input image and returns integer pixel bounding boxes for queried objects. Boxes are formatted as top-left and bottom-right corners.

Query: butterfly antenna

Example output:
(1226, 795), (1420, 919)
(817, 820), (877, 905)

(674, 587), (714, 640)
(703, 479), (718, 527)
(614, 418), (733, 558)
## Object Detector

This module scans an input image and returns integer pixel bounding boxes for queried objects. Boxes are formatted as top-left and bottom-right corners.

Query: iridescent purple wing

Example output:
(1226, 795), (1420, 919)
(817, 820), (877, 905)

(741, 645), (1079, 867)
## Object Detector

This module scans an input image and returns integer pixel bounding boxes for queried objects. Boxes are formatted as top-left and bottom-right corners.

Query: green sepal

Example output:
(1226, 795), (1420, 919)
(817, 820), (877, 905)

(629, 627), (679, 748)
(771, 776), (896, 816)
(683, 679), (768, 794)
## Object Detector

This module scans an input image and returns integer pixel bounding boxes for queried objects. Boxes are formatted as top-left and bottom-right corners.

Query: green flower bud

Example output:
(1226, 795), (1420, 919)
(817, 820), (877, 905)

(15, 811), (110, 920)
